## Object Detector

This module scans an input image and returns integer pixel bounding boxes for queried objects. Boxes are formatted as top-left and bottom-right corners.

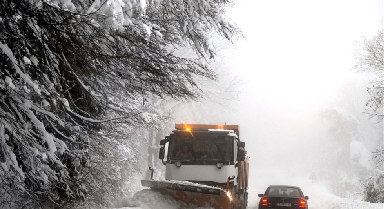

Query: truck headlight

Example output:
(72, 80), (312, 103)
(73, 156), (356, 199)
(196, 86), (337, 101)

(216, 162), (223, 169)
(226, 191), (233, 201)
(176, 161), (181, 167)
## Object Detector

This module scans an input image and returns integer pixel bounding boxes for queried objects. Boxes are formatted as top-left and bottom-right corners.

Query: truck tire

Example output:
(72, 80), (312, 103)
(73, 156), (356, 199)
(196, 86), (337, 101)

(238, 189), (248, 209)
(244, 191), (248, 208)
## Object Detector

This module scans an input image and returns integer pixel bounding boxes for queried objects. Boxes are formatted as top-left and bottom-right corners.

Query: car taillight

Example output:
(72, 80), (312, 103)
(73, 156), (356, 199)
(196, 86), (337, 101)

(299, 198), (306, 208)
(261, 197), (268, 206)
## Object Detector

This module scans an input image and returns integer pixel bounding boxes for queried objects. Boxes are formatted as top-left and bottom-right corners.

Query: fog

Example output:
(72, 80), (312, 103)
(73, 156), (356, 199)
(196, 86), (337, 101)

(220, 1), (383, 202)
(172, 0), (383, 204)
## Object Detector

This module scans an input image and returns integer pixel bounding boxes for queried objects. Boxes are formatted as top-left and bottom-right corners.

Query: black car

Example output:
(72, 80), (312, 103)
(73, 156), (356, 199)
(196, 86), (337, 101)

(258, 185), (309, 209)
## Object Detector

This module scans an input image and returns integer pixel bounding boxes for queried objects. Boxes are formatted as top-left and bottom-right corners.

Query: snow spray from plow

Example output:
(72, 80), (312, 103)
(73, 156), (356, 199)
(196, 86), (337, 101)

(141, 180), (231, 208)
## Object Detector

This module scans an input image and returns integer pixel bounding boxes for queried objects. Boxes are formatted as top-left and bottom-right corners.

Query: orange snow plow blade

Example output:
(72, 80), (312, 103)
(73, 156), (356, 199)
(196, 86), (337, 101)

(141, 180), (231, 209)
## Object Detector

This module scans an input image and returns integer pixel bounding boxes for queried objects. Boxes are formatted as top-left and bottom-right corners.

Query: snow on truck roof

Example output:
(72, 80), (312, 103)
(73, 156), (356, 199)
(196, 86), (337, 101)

(175, 124), (239, 131)
(174, 124), (240, 137)
(173, 129), (236, 135)
(207, 129), (233, 132)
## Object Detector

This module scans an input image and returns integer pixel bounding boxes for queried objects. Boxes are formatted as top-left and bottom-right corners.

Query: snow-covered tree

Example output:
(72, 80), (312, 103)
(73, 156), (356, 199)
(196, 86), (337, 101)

(362, 148), (384, 203)
(354, 29), (384, 121)
(354, 29), (384, 203)
(319, 78), (383, 199)
(0, 0), (240, 208)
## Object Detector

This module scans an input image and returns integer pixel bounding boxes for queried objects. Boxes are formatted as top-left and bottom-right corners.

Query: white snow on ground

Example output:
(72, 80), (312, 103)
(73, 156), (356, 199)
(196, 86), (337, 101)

(113, 180), (384, 209)
(350, 140), (373, 170)
(128, 189), (183, 208)
(246, 180), (384, 209)
(113, 189), (214, 209)
(113, 169), (383, 209)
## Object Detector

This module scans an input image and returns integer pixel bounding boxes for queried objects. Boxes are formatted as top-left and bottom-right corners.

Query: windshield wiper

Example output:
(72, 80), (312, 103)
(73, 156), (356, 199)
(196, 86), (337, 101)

(213, 143), (224, 162)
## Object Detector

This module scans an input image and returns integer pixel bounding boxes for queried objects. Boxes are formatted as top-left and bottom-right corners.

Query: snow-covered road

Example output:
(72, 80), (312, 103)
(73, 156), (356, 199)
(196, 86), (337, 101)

(115, 181), (384, 209)
(246, 182), (384, 209)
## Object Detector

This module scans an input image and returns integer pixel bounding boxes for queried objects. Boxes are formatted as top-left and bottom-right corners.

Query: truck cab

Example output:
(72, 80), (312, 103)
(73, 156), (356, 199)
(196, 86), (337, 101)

(159, 124), (247, 188)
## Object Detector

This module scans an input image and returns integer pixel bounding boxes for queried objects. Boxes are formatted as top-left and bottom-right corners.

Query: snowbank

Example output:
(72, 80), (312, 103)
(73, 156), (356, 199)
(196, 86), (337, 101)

(247, 180), (384, 209)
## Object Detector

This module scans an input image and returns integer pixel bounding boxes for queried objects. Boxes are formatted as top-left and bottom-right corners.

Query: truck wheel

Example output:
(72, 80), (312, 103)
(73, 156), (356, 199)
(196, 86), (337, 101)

(239, 190), (248, 209)
(244, 191), (248, 208)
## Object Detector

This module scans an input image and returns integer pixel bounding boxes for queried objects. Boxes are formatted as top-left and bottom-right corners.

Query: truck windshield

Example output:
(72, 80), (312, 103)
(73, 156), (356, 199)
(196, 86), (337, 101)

(168, 132), (233, 164)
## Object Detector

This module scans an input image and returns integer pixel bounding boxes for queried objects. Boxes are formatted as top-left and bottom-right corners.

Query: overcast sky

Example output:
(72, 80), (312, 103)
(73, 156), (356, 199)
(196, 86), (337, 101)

(214, 0), (383, 129)
(225, 0), (382, 115)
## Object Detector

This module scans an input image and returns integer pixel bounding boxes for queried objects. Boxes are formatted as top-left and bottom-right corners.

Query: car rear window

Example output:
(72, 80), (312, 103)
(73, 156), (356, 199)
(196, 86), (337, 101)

(267, 187), (301, 197)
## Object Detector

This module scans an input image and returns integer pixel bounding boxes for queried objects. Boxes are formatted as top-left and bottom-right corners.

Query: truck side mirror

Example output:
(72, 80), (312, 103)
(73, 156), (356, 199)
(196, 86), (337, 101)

(237, 148), (245, 161)
(237, 141), (245, 148)
(160, 139), (166, 146)
(159, 147), (165, 160)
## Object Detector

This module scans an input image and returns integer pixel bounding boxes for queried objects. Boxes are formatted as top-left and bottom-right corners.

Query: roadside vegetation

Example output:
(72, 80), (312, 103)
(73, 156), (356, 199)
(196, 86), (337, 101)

(0, 0), (240, 208)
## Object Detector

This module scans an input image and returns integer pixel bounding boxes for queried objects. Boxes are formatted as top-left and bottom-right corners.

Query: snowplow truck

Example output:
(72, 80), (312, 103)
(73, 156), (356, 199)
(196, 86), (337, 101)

(141, 124), (249, 209)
